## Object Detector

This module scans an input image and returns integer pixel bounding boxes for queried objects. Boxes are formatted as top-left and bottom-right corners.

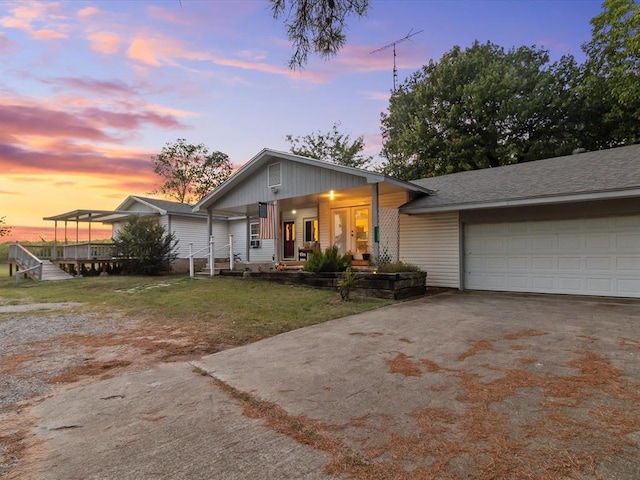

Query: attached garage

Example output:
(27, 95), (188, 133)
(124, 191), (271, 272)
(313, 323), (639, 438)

(400, 144), (640, 299)
(464, 215), (640, 298)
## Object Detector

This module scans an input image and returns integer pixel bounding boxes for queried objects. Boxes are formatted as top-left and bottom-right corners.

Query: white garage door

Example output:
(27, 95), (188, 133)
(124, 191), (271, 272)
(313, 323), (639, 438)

(464, 215), (640, 298)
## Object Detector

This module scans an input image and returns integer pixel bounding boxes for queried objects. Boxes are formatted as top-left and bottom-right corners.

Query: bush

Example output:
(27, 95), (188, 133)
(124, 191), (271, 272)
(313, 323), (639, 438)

(376, 261), (422, 273)
(114, 217), (178, 275)
(303, 245), (351, 273)
(337, 267), (359, 301)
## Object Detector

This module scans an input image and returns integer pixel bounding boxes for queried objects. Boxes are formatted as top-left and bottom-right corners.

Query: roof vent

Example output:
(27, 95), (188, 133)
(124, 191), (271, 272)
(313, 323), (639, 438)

(268, 163), (281, 188)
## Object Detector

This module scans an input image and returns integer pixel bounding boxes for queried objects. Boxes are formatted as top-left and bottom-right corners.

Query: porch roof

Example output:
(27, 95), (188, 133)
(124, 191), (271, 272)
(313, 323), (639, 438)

(43, 209), (157, 223)
(193, 148), (433, 214)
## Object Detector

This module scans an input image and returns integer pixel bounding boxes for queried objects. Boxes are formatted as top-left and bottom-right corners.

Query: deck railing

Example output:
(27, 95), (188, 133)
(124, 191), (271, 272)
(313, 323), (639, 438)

(62, 242), (116, 260)
(8, 243), (43, 281)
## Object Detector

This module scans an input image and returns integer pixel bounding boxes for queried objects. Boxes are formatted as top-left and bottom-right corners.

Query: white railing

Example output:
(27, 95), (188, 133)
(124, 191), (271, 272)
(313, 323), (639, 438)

(9, 243), (43, 283)
(188, 235), (234, 278)
(62, 243), (115, 260)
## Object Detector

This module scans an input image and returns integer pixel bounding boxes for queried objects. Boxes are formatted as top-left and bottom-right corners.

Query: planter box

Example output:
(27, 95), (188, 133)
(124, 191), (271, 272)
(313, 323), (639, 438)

(228, 270), (427, 300)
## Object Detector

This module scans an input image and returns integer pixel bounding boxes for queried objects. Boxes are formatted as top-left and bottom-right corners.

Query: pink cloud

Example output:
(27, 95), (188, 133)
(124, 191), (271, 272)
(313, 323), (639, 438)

(87, 31), (123, 54)
(0, 1), (68, 40)
(78, 6), (100, 18)
(146, 5), (191, 26)
(0, 33), (17, 54)
(44, 77), (139, 96)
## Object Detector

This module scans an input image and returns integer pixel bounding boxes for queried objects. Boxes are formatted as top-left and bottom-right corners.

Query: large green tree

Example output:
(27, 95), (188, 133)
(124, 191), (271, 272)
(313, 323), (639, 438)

(580, 0), (640, 147)
(151, 138), (233, 204)
(270, 0), (369, 69)
(286, 122), (373, 168)
(379, 42), (581, 180)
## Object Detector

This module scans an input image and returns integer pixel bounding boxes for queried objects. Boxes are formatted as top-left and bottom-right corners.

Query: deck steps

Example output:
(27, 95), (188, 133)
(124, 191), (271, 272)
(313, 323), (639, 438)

(40, 262), (74, 281)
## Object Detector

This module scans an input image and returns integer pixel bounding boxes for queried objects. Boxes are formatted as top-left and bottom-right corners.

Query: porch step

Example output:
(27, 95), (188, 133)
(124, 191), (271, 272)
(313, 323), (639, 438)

(41, 262), (74, 281)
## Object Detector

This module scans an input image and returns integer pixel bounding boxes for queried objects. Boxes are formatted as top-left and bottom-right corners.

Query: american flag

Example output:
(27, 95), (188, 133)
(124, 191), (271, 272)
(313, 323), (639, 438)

(258, 202), (275, 239)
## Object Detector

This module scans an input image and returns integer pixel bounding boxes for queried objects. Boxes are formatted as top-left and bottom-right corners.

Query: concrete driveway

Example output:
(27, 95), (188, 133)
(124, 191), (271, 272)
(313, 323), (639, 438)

(26, 292), (640, 479)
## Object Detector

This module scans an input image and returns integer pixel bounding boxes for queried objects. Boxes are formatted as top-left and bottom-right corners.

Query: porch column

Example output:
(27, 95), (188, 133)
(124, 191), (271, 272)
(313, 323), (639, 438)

(371, 183), (380, 259)
(245, 216), (251, 262)
(53, 220), (58, 260)
(273, 200), (279, 264)
(88, 213), (92, 259)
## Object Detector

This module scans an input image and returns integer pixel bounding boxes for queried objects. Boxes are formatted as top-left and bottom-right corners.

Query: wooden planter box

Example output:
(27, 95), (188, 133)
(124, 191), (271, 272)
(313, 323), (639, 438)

(228, 270), (427, 300)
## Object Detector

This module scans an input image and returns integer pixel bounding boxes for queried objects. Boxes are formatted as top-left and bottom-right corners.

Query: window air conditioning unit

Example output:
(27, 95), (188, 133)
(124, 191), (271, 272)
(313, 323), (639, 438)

(250, 240), (260, 248)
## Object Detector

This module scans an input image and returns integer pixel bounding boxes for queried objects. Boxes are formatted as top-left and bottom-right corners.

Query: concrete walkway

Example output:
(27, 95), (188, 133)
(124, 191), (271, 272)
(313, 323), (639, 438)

(24, 292), (640, 479)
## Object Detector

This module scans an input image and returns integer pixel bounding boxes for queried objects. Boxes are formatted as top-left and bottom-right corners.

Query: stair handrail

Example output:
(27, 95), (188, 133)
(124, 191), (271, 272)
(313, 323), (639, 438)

(188, 234), (234, 278)
(9, 243), (43, 283)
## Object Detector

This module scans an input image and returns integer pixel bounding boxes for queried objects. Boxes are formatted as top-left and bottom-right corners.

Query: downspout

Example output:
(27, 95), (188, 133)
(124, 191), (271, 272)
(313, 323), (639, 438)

(273, 200), (279, 264)
(246, 216), (251, 262)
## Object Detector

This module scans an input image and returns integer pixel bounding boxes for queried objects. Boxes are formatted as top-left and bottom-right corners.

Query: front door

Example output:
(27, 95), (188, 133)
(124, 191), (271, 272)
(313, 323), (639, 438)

(331, 207), (370, 256)
(283, 221), (295, 259)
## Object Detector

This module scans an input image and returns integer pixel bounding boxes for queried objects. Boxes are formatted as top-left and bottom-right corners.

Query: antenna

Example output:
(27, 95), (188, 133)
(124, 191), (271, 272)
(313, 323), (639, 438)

(370, 28), (423, 92)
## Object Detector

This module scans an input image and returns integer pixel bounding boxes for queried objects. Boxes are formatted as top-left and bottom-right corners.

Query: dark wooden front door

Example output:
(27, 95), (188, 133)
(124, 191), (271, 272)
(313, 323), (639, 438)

(284, 221), (295, 259)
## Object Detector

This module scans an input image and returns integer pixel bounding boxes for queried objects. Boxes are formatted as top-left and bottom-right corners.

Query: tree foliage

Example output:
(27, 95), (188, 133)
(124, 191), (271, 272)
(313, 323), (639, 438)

(379, 42), (581, 179)
(114, 217), (178, 275)
(286, 122), (372, 168)
(270, 0), (369, 69)
(580, 0), (640, 147)
(0, 217), (11, 237)
(151, 138), (233, 204)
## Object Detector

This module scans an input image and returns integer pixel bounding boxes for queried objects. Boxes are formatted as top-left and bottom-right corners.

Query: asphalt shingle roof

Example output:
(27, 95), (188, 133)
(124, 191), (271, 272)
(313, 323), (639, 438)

(133, 196), (203, 215)
(403, 144), (640, 212)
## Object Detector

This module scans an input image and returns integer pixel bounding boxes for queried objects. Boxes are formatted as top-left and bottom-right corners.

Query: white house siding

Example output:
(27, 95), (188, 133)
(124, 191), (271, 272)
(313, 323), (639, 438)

(399, 211), (460, 288)
(167, 216), (208, 258)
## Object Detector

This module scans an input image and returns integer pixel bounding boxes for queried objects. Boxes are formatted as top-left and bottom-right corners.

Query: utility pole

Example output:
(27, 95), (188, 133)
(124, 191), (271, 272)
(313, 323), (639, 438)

(370, 29), (423, 92)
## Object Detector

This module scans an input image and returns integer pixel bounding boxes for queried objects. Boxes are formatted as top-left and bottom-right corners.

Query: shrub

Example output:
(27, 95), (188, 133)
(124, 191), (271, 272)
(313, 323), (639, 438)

(337, 267), (359, 301)
(303, 245), (351, 273)
(113, 217), (178, 275)
(376, 261), (422, 273)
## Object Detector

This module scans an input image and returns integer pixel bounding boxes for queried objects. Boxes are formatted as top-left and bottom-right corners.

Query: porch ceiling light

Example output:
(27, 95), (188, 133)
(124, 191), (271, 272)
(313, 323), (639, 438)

(329, 190), (335, 200)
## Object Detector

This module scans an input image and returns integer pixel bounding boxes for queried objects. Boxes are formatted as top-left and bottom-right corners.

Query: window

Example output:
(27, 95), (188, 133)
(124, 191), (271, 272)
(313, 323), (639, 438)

(304, 218), (318, 243)
(250, 222), (260, 248)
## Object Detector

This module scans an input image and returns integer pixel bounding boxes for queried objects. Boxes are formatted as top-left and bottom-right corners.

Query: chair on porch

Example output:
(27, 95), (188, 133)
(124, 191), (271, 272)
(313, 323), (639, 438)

(298, 242), (319, 261)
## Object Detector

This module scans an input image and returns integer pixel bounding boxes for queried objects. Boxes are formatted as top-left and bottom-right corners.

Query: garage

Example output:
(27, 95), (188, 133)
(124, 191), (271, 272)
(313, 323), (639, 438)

(464, 214), (640, 298)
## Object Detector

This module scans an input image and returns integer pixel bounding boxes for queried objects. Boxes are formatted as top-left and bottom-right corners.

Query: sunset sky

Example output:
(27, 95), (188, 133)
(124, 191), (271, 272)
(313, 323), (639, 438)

(1, 0), (604, 241)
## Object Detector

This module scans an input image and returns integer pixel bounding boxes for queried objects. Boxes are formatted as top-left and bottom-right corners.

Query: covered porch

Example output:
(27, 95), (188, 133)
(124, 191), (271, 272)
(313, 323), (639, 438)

(193, 149), (432, 270)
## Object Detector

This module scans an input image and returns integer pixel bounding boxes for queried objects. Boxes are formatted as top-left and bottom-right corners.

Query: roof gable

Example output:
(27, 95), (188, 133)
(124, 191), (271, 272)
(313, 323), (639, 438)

(194, 148), (432, 212)
(117, 196), (204, 217)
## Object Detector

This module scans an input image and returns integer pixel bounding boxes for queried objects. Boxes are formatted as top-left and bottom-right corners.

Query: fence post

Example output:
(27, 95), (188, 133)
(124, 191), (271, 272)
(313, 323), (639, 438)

(209, 236), (214, 277)
(229, 234), (234, 271)
(189, 242), (194, 278)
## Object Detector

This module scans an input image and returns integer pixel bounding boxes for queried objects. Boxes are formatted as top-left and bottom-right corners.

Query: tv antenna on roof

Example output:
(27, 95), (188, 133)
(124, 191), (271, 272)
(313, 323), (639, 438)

(370, 28), (423, 92)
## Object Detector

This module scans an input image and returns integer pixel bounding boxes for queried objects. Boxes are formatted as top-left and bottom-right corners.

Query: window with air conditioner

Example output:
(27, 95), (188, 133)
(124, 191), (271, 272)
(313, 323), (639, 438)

(250, 222), (260, 248)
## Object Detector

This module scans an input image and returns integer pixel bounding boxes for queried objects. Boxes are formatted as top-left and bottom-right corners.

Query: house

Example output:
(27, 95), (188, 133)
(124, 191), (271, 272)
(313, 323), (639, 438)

(400, 144), (640, 298)
(41, 195), (228, 273)
(195, 145), (640, 299)
(193, 148), (432, 268)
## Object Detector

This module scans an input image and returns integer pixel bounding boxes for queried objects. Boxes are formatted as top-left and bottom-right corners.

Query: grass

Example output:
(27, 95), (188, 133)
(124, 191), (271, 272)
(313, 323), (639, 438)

(0, 273), (393, 346)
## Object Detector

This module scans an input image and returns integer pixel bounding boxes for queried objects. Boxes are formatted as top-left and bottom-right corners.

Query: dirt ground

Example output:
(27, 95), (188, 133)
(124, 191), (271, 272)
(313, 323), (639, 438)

(0, 304), (229, 479)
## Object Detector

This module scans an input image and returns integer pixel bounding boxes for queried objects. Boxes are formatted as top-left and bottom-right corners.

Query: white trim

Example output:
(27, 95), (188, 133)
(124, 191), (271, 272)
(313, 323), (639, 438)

(401, 188), (640, 214)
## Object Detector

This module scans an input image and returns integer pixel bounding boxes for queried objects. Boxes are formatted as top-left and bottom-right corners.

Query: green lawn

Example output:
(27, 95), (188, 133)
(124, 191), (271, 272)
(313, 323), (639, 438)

(0, 274), (393, 345)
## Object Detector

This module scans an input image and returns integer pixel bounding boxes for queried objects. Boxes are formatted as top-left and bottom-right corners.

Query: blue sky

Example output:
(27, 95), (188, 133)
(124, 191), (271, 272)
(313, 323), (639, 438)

(0, 0), (604, 235)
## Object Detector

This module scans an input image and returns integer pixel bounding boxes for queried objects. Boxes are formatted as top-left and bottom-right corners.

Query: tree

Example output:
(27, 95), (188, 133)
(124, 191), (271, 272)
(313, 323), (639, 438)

(114, 217), (178, 275)
(379, 42), (582, 180)
(580, 0), (640, 147)
(0, 217), (11, 237)
(285, 122), (373, 168)
(270, 0), (369, 69)
(151, 139), (233, 204)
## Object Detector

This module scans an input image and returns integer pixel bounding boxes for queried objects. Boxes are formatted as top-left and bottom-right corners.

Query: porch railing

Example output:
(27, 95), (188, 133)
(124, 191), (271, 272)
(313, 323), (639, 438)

(188, 235), (234, 278)
(61, 243), (116, 260)
(9, 243), (43, 282)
